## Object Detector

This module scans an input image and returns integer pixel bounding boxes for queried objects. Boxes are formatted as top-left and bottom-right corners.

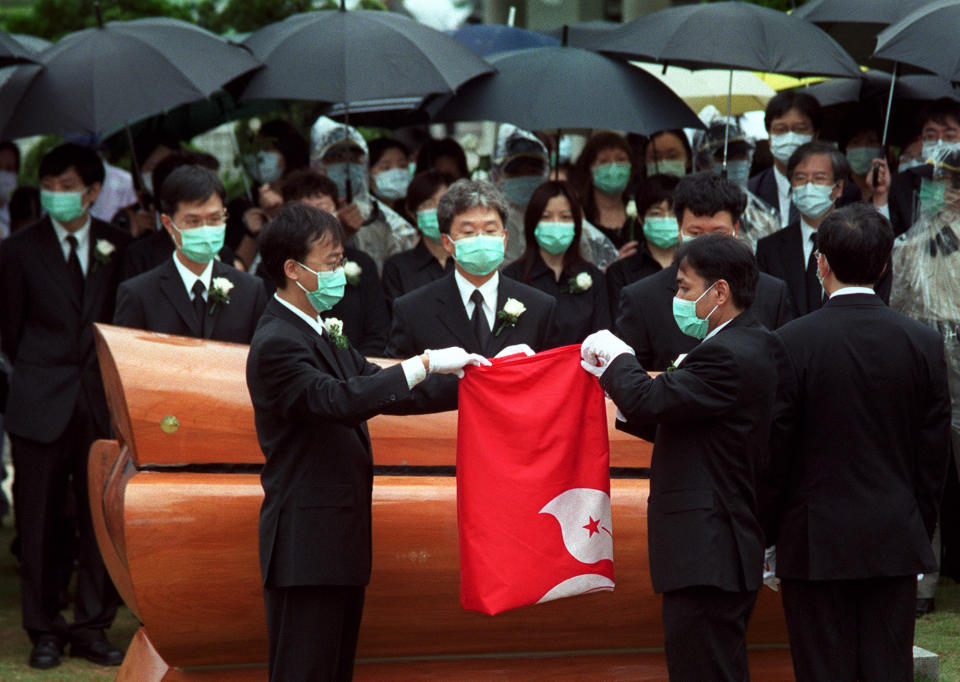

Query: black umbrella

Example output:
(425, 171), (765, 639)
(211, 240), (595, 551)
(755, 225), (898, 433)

(874, 0), (960, 84)
(0, 16), (262, 139)
(449, 24), (558, 57)
(431, 46), (703, 135)
(541, 20), (619, 48)
(10, 33), (52, 55)
(0, 29), (38, 66)
(0, 63), (42, 134)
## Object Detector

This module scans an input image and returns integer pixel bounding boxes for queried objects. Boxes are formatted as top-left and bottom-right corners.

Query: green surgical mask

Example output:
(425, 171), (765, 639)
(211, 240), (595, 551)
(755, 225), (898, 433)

(845, 146), (882, 176)
(296, 263), (346, 314)
(41, 189), (86, 223)
(171, 221), (225, 264)
(452, 234), (505, 276)
(534, 221), (575, 255)
(642, 216), (679, 249)
(672, 282), (718, 340)
(417, 209), (441, 242)
(592, 162), (631, 194)
(646, 160), (686, 178)
(920, 179), (946, 216)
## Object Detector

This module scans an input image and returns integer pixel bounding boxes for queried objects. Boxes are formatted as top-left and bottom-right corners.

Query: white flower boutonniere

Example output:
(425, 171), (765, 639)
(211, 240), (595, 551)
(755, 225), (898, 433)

(92, 239), (115, 272)
(666, 353), (687, 373)
(568, 271), (593, 295)
(494, 298), (526, 336)
(343, 260), (362, 287)
(209, 276), (234, 315)
(625, 199), (638, 220)
(323, 317), (349, 349)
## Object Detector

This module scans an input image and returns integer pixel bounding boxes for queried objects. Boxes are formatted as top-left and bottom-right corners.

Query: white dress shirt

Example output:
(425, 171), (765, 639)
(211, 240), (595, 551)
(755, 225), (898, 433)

(703, 317), (734, 342)
(172, 254), (214, 302)
(829, 286), (875, 299)
(455, 269), (499, 329)
(51, 215), (91, 276)
(774, 165), (792, 227)
(800, 218), (818, 266)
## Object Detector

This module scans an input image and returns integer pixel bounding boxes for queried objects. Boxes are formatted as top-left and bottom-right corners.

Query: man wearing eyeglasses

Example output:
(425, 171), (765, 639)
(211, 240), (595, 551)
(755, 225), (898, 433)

(114, 165), (268, 343)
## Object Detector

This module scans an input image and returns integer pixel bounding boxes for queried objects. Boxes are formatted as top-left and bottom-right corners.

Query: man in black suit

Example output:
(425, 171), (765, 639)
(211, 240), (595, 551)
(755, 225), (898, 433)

(582, 234), (783, 681)
(616, 172), (793, 371)
(114, 165), (267, 343)
(247, 203), (486, 681)
(748, 91), (860, 227)
(757, 142), (892, 317)
(0, 144), (130, 669)
(387, 179), (556, 360)
(767, 204), (951, 681)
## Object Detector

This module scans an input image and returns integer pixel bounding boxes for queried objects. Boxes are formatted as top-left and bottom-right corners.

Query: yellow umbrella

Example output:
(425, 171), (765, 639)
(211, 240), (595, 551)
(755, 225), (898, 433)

(633, 63), (776, 115)
(755, 72), (829, 90)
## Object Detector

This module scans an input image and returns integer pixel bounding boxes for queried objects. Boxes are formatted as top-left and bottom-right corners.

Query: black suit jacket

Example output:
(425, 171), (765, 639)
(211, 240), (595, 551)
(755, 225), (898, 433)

(386, 272), (557, 359)
(601, 312), (782, 594)
(615, 264), (794, 371)
(0, 216), (131, 442)
(381, 240), (454, 311)
(756, 221), (893, 316)
(120, 225), (234, 281)
(768, 293), (951, 580)
(246, 298), (456, 588)
(604, 243), (664, 315)
(888, 165), (931, 236)
(749, 166), (862, 226)
(114, 257), (268, 343)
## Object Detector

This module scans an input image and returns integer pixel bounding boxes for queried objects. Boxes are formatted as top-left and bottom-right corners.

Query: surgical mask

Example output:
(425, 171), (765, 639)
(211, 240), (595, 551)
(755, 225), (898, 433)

(534, 221), (575, 255)
(501, 175), (544, 207)
(324, 162), (366, 200)
(769, 132), (813, 164)
(721, 160), (751, 188)
(0, 170), (17, 202)
(672, 282), (718, 341)
(416, 208), (441, 242)
(919, 179), (946, 215)
(643, 216), (679, 249)
(921, 139), (960, 163)
(374, 167), (411, 201)
(255, 150), (283, 184)
(646, 160), (685, 179)
(792, 183), (835, 219)
(296, 263), (346, 314)
(592, 162), (632, 194)
(898, 158), (924, 173)
(40, 189), (86, 223)
(451, 234), (505, 275)
(845, 146), (882, 176)
(171, 221), (225, 264)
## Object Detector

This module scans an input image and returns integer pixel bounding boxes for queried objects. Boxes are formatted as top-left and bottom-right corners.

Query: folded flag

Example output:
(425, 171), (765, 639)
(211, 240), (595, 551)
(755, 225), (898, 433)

(457, 344), (614, 615)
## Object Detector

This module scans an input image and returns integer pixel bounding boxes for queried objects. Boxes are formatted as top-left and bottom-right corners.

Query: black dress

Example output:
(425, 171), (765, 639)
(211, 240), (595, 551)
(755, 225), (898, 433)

(381, 239), (454, 310)
(605, 241), (665, 316)
(502, 255), (610, 348)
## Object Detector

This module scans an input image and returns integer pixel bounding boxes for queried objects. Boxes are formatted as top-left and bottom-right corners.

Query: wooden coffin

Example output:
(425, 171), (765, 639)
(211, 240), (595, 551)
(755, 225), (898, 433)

(90, 324), (791, 681)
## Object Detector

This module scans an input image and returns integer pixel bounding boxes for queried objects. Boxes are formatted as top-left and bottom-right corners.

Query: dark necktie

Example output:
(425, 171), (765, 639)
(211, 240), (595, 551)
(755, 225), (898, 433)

(192, 280), (206, 336)
(65, 235), (84, 296)
(470, 289), (490, 354)
(805, 232), (822, 313)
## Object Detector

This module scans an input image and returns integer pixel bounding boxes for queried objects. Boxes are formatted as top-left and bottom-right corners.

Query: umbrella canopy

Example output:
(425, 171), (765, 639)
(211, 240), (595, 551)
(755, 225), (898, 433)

(587, 1), (860, 78)
(431, 46), (703, 134)
(541, 20), (619, 47)
(0, 29), (38, 66)
(10, 33), (52, 54)
(633, 63), (776, 116)
(240, 8), (494, 104)
(0, 63), (43, 133)
(449, 24), (558, 57)
(874, 0), (960, 83)
(0, 17), (262, 139)
(792, 0), (933, 66)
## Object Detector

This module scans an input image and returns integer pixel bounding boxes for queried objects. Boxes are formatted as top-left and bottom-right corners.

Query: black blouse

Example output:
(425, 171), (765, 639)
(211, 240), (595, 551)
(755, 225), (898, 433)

(381, 239), (454, 310)
(605, 242), (665, 319)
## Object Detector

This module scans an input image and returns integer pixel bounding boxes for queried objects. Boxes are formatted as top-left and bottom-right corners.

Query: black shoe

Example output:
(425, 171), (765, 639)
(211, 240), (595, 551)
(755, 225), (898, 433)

(916, 597), (936, 618)
(70, 636), (124, 666)
(29, 638), (64, 669)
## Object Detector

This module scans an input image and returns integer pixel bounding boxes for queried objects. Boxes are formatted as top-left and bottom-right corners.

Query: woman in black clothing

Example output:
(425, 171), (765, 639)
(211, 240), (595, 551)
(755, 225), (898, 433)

(381, 170), (456, 309)
(503, 181), (610, 347)
(574, 131), (639, 257)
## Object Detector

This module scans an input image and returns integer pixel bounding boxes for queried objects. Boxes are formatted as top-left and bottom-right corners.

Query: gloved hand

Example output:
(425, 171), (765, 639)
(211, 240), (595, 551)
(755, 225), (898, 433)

(580, 330), (634, 378)
(495, 344), (535, 358)
(426, 347), (492, 378)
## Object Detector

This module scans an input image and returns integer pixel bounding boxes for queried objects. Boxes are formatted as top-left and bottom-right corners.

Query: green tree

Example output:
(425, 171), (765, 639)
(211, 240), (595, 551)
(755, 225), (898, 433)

(4, 0), (191, 40)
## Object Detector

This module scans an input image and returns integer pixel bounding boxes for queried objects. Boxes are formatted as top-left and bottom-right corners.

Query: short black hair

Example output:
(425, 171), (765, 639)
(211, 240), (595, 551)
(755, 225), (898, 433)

(818, 202), (893, 285)
(259, 202), (344, 290)
(674, 233), (758, 310)
(437, 179), (510, 235)
(921, 98), (960, 132)
(159, 165), (226, 216)
(764, 91), (823, 134)
(787, 141), (850, 182)
(0, 140), (21, 171)
(153, 151), (219, 201)
(636, 173), (680, 217)
(415, 137), (469, 179)
(259, 119), (309, 174)
(368, 137), (409, 168)
(39, 143), (105, 186)
(281, 169), (338, 204)
(672, 171), (746, 224)
(405, 169), (454, 218)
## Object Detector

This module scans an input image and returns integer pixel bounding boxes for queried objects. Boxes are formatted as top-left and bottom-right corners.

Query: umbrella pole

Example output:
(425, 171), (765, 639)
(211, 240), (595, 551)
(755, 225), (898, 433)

(877, 62), (898, 188)
(554, 128), (561, 181)
(123, 122), (147, 213)
(228, 125), (254, 202)
(344, 101), (352, 204)
(721, 69), (732, 179)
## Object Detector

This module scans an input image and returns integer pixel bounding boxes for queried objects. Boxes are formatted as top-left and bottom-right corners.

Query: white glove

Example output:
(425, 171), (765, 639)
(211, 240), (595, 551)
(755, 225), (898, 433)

(580, 330), (634, 378)
(495, 343), (535, 358)
(426, 347), (491, 378)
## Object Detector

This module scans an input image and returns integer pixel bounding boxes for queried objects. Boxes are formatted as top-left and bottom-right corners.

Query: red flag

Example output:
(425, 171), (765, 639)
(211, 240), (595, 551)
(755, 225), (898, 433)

(457, 344), (614, 615)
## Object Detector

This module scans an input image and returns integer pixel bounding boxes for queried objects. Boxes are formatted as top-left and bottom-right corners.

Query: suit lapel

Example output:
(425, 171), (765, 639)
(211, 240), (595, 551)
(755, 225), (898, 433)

(487, 279), (515, 356)
(268, 298), (346, 380)
(435, 275), (479, 350)
(778, 225), (807, 315)
(205, 261), (229, 340)
(36, 218), (82, 313)
(159, 257), (202, 337)
(82, 221), (114, 322)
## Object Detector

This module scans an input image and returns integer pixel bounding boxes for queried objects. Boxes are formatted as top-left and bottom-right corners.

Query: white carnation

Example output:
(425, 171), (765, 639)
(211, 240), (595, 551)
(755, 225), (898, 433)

(575, 272), (593, 291)
(343, 260), (362, 278)
(459, 133), (479, 152)
(211, 276), (234, 295)
(625, 199), (638, 219)
(324, 317), (344, 335)
(503, 298), (526, 317)
(96, 239), (116, 256)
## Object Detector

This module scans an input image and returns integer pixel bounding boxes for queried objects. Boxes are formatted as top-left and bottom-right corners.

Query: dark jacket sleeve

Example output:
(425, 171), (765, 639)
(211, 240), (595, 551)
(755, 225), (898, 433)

(536, 297), (558, 352)
(0, 238), (23, 362)
(616, 286), (655, 367)
(592, 269), (612, 334)
(385, 297), (415, 359)
(772, 279), (795, 329)
(916, 335), (953, 540)
(113, 280), (146, 329)
(381, 255), (404, 312)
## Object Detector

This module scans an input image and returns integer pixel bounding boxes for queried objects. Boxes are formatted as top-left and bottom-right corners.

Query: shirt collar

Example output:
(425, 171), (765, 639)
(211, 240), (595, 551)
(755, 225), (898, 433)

(800, 218), (817, 244)
(51, 214), (92, 245)
(774, 165), (791, 199)
(830, 286), (875, 298)
(454, 268), (499, 314)
(171, 253), (214, 298)
(703, 317), (734, 342)
(273, 292), (325, 337)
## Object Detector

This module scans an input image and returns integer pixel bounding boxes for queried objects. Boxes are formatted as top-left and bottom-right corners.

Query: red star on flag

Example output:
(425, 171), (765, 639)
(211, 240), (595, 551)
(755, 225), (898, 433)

(582, 516), (601, 537)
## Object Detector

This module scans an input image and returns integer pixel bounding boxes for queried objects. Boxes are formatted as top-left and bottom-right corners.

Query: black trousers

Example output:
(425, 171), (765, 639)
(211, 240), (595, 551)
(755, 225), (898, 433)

(10, 401), (119, 645)
(264, 583), (366, 682)
(781, 576), (917, 682)
(661, 586), (758, 682)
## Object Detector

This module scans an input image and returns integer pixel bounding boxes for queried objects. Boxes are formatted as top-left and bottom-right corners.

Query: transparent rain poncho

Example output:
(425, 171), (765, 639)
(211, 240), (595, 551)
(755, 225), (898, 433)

(309, 116), (417, 274)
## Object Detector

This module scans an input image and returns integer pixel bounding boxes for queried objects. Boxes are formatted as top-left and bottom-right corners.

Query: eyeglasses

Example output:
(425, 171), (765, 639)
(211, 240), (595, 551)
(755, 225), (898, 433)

(300, 257), (346, 274)
(175, 211), (228, 229)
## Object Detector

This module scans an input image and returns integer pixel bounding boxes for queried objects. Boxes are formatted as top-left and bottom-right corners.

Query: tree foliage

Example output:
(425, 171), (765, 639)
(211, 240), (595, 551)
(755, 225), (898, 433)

(3, 0), (191, 40)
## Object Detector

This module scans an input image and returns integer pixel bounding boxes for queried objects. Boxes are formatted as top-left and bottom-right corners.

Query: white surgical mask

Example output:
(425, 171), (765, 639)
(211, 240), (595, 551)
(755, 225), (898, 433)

(770, 132), (813, 164)
(0, 170), (17, 202)
(792, 183), (835, 219)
